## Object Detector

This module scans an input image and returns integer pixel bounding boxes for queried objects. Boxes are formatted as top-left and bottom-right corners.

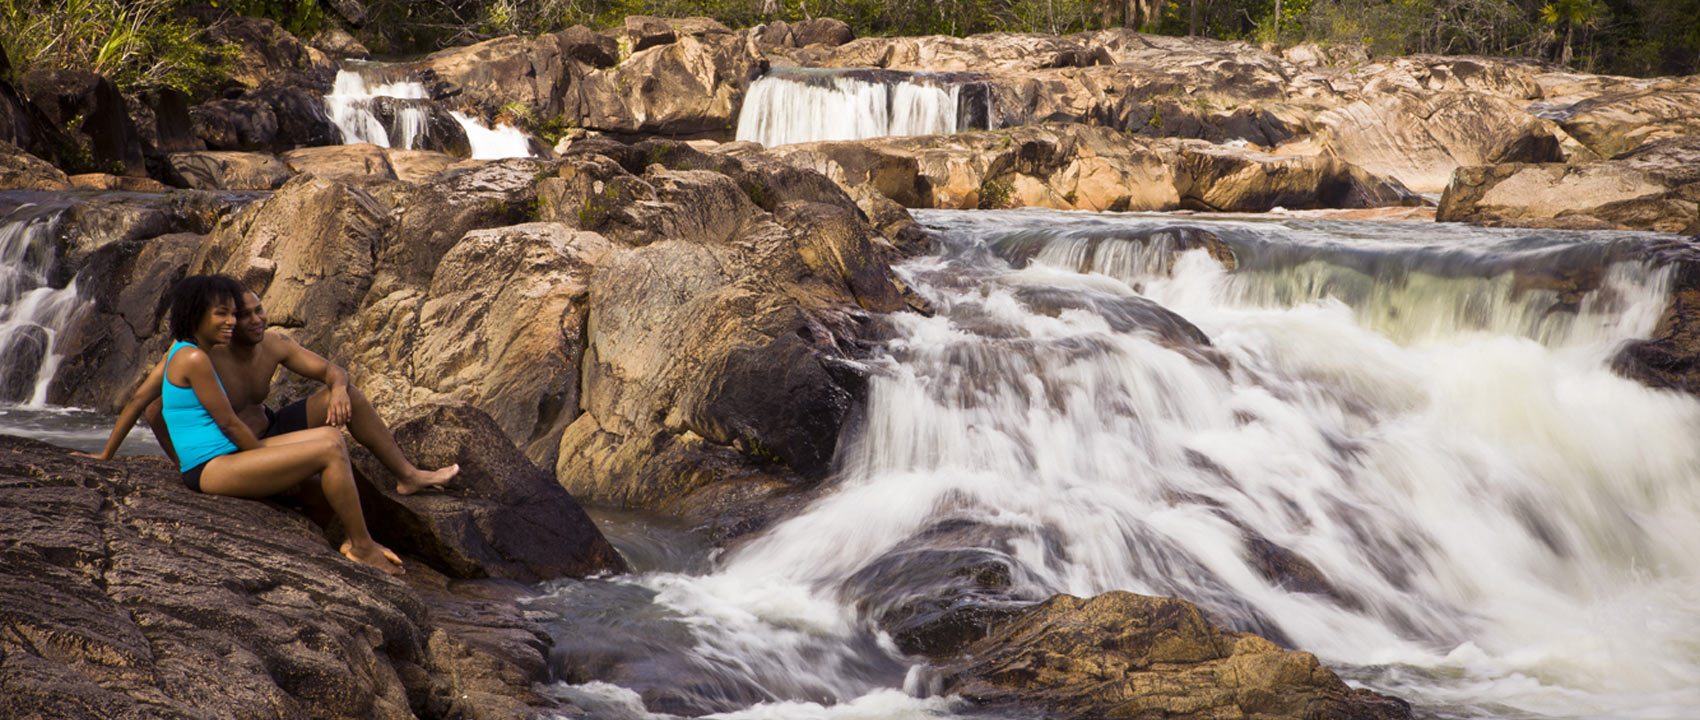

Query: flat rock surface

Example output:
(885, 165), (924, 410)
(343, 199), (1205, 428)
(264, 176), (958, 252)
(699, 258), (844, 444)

(0, 434), (581, 719)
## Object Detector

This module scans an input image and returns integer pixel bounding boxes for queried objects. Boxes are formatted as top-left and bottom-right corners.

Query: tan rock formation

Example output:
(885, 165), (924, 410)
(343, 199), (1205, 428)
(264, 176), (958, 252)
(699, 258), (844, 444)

(164, 150), (293, 190)
(1317, 90), (1563, 194)
(1437, 137), (1700, 235)
(939, 591), (1411, 720)
(283, 143), (400, 181)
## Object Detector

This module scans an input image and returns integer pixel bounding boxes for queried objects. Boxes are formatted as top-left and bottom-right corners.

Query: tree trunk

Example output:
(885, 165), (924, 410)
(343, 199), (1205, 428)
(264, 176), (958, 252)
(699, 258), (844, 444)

(1273, 0), (1283, 38)
(762, 0), (777, 15)
(1562, 23), (1574, 66)
(1190, 0), (1198, 36)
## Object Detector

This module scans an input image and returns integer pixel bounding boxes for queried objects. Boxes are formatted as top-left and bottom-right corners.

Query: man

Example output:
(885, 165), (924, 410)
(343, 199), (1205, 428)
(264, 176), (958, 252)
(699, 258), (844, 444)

(88, 287), (458, 495)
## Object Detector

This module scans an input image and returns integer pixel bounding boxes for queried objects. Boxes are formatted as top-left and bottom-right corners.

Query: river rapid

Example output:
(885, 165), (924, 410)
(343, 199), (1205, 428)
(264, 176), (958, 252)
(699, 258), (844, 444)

(534, 209), (1700, 720)
(8, 207), (1697, 719)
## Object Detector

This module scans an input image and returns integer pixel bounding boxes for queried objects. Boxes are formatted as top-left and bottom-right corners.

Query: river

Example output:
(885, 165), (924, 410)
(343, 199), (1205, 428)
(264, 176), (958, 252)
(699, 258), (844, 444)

(7, 207), (1696, 719)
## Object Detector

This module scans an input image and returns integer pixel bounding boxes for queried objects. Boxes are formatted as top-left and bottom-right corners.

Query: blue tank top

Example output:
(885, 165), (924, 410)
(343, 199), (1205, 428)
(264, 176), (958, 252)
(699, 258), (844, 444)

(161, 340), (239, 472)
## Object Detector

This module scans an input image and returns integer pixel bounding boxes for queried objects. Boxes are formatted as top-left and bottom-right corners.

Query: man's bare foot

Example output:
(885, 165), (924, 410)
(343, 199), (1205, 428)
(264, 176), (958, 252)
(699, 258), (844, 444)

(341, 540), (404, 575)
(396, 464), (459, 495)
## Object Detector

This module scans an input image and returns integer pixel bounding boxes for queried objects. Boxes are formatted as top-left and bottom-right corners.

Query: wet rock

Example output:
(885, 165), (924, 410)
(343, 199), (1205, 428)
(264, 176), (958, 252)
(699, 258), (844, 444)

(348, 401), (628, 583)
(0, 435), (581, 719)
(1437, 136), (1700, 235)
(283, 143), (399, 181)
(0, 140), (70, 190)
(938, 591), (1412, 720)
(17, 69), (146, 176)
(1316, 90), (1563, 194)
(191, 86), (340, 153)
(1615, 241), (1700, 395)
(0, 324), (48, 402)
(207, 15), (338, 92)
(163, 150), (292, 190)
(368, 96), (472, 157)
(66, 173), (170, 192)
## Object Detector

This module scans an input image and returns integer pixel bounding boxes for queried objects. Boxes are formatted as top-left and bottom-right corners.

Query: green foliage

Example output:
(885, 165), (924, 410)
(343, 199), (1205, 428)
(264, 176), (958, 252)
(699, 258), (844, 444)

(210, 0), (327, 37)
(0, 0), (234, 94)
(977, 176), (1013, 209)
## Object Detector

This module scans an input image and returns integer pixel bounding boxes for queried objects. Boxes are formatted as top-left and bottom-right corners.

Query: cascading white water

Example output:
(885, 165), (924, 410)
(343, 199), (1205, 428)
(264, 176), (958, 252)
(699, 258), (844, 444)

(540, 209), (1700, 720)
(735, 70), (965, 147)
(0, 204), (86, 406)
(323, 68), (534, 159)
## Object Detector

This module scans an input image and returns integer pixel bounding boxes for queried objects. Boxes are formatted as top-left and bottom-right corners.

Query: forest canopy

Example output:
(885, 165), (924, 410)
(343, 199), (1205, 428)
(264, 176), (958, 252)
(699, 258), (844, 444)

(1, 0), (1694, 97)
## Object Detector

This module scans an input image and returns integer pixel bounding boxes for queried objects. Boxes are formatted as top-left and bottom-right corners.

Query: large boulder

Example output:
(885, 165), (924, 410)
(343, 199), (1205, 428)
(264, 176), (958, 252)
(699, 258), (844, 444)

(577, 32), (765, 137)
(1176, 140), (1417, 211)
(348, 402), (628, 583)
(283, 143), (399, 181)
(196, 174), (390, 351)
(190, 86), (341, 152)
(16, 69), (145, 176)
(163, 150), (293, 190)
(207, 15), (338, 91)
(1614, 241), (1700, 395)
(0, 140), (69, 190)
(409, 223), (614, 462)
(0, 435), (582, 719)
(1316, 90), (1563, 194)
(417, 35), (577, 119)
(1548, 76), (1700, 158)
(125, 87), (205, 160)
(1437, 136), (1700, 234)
(938, 591), (1411, 720)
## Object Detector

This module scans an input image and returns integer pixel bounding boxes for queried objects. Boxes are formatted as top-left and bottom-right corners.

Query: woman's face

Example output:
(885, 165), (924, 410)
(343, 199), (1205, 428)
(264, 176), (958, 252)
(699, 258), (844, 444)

(195, 297), (237, 346)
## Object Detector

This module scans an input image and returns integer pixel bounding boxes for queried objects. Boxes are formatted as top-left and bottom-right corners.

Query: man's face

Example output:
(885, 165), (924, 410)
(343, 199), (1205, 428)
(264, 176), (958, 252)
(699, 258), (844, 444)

(235, 291), (266, 345)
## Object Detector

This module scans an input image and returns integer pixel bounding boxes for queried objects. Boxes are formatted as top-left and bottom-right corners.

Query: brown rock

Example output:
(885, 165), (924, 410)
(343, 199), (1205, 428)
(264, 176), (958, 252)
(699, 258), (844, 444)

(790, 17), (855, 48)
(163, 150), (292, 190)
(1436, 137), (1700, 235)
(1551, 76), (1700, 158)
(1175, 140), (1417, 211)
(195, 174), (389, 352)
(0, 435), (581, 719)
(580, 33), (763, 137)
(123, 86), (205, 158)
(1317, 90), (1563, 194)
(17, 69), (146, 176)
(410, 223), (614, 461)
(1615, 242), (1700, 395)
(190, 86), (342, 153)
(387, 149), (463, 183)
(283, 143), (400, 181)
(348, 401), (628, 583)
(0, 140), (69, 190)
(939, 591), (1411, 720)
(207, 15), (337, 91)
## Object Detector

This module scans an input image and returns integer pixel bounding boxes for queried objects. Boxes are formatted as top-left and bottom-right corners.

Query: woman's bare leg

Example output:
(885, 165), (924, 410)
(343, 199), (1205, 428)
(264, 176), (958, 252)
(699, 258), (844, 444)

(199, 427), (402, 574)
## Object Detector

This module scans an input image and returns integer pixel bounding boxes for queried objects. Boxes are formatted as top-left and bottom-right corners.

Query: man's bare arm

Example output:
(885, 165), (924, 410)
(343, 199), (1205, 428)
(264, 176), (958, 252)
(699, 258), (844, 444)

(271, 330), (352, 426)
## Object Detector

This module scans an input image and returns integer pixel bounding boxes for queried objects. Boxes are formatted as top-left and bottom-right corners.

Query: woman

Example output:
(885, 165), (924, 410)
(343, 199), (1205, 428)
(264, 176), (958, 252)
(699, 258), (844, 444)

(94, 274), (405, 575)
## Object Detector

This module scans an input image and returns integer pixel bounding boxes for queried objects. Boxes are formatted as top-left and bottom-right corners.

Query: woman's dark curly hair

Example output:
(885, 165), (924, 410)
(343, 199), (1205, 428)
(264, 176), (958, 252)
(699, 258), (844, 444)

(168, 274), (246, 342)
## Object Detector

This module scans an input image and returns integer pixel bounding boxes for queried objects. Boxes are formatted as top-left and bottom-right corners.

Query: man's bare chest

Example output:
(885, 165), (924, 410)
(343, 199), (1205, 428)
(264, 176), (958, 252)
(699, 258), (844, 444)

(210, 354), (278, 408)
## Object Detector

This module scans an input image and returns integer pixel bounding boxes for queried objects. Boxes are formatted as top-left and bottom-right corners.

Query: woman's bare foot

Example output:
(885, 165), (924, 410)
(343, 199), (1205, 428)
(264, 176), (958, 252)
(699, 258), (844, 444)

(341, 539), (404, 575)
(396, 464), (459, 495)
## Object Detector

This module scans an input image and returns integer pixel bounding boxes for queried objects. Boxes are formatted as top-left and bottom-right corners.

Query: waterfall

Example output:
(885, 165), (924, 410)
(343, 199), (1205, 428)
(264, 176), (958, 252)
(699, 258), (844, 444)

(0, 203), (86, 406)
(536, 209), (1700, 720)
(323, 68), (534, 159)
(735, 68), (986, 147)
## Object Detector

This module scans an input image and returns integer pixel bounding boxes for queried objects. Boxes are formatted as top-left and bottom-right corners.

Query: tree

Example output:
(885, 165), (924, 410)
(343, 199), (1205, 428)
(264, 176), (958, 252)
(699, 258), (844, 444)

(1541, 0), (1607, 66)
(1100, 0), (1163, 28)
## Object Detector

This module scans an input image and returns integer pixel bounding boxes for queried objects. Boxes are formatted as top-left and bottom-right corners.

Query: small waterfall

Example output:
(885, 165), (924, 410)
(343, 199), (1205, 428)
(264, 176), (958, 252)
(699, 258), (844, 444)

(323, 68), (534, 159)
(449, 111), (536, 160)
(0, 204), (86, 406)
(735, 68), (989, 147)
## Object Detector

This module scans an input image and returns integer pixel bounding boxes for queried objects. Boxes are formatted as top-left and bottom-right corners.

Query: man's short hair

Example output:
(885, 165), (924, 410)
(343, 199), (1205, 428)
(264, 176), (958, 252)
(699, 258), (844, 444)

(168, 274), (246, 341)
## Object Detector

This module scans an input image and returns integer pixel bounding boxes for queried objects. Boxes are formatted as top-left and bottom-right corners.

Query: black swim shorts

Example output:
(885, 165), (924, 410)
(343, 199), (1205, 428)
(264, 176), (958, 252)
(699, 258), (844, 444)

(182, 458), (211, 492)
(260, 398), (312, 438)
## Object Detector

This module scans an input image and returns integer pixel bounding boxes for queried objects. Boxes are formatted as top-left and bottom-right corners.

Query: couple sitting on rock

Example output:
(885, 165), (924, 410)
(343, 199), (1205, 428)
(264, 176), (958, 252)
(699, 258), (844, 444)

(83, 274), (458, 574)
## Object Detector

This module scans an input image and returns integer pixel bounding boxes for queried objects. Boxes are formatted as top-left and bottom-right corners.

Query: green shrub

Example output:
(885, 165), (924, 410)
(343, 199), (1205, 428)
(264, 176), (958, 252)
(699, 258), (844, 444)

(1, 0), (233, 94)
(977, 176), (1013, 209)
